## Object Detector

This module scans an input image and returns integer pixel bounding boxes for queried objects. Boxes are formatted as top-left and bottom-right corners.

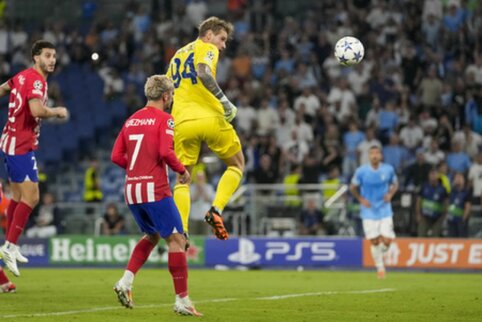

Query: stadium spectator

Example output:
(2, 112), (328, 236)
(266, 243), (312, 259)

(383, 134), (409, 173)
(424, 139), (445, 166)
(26, 192), (59, 238)
(124, 84), (143, 116)
(400, 117), (424, 152)
(252, 154), (278, 185)
(438, 161), (452, 194)
(365, 96), (381, 129)
(256, 98), (279, 136)
(404, 148), (431, 191)
(469, 152), (482, 205)
(83, 158), (103, 203)
(294, 86), (321, 119)
(235, 95), (257, 134)
(283, 164), (302, 207)
(465, 53), (482, 85)
(101, 203), (126, 236)
(301, 146), (322, 185)
(190, 170), (215, 235)
(453, 123), (482, 158)
(357, 127), (381, 165)
(417, 168), (448, 237)
(327, 78), (356, 124)
(417, 66), (443, 109)
(443, 0), (466, 34)
(342, 120), (365, 177)
(465, 85), (482, 132)
(185, 0), (208, 29)
(299, 195), (324, 236)
(292, 111), (314, 144)
(378, 100), (399, 144)
(446, 140), (471, 174)
(447, 173), (471, 237)
(435, 114), (454, 151)
(422, 13), (442, 49)
(284, 129), (309, 168)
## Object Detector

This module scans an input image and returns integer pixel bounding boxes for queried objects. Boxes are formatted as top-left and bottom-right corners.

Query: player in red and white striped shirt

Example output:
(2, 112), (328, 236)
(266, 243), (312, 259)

(111, 75), (201, 316)
(0, 40), (68, 278)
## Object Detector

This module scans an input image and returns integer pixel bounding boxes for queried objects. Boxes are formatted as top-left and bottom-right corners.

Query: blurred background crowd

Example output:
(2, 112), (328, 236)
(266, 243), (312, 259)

(0, 0), (481, 238)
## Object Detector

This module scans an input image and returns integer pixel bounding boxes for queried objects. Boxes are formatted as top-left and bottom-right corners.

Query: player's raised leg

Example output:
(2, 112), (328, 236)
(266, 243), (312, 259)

(114, 234), (158, 309)
(204, 150), (244, 240)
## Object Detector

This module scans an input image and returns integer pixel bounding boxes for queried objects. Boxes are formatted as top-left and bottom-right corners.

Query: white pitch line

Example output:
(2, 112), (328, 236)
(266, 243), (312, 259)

(0, 288), (395, 319)
(257, 288), (396, 300)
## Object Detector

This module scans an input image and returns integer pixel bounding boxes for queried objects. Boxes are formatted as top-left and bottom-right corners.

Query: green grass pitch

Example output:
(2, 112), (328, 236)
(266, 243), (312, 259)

(0, 268), (481, 321)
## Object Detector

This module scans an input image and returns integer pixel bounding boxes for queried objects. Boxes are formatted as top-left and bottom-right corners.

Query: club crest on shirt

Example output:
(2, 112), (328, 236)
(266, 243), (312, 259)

(206, 51), (214, 61)
(167, 119), (175, 129)
(18, 75), (25, 85)
(33, 80), (43, 90)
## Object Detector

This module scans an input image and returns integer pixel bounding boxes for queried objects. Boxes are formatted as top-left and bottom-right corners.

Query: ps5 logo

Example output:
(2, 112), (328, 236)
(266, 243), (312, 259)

(227, 239), (337, 264)
(266, 241), (336, 261)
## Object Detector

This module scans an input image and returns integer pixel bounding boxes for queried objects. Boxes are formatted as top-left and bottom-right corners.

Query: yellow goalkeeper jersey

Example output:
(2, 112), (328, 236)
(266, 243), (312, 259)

(167, 38), (224, 124)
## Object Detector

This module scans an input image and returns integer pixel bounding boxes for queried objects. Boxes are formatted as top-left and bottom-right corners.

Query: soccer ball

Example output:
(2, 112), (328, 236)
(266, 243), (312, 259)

(334, 36), (364, 67)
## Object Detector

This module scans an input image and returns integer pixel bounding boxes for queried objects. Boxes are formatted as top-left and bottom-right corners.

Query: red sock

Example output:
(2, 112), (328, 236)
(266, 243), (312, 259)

(168, 252), (188, 298)
(0, 268), (10, 285)
(6, 202), (32, 244)
(126, 238), (155, 274)
(5, 200), (18, 234)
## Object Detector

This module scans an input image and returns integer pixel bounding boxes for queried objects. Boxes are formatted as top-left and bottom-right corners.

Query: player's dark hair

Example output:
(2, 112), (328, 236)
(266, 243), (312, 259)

(198, 16), (234, 39)
(31, 40), (55, 61)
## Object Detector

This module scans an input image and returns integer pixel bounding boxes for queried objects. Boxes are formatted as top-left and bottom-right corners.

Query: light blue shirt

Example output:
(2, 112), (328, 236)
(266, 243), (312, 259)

(351, 163), (397, 220)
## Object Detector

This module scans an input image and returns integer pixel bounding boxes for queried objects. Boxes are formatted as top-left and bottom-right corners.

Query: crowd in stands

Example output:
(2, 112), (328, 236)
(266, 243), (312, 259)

(0, 0), (481, 237)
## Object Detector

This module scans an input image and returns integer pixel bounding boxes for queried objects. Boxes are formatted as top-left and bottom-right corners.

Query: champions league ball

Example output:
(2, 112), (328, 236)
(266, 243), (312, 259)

(334, 36), (364, 67)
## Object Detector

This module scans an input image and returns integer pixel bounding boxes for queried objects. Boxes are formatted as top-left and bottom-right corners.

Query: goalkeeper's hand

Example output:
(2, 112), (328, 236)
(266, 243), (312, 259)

(222, 100), (238, 123)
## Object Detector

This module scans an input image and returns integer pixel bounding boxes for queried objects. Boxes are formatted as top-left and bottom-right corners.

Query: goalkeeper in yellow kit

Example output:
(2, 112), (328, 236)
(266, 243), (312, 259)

(167, 17), (244, 241)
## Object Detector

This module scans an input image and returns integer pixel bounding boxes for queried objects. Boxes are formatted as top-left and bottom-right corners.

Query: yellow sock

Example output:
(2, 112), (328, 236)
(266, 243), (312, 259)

(213, 166), (243, 212)
(174, 184), (191, 232)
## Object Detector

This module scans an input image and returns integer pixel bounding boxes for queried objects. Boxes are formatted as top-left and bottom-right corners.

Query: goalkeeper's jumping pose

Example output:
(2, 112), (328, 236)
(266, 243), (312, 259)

(167, 16), (244, 241)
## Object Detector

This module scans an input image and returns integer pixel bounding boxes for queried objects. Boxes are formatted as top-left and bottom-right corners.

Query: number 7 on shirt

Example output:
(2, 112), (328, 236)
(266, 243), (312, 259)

(129, 134), (144, 170)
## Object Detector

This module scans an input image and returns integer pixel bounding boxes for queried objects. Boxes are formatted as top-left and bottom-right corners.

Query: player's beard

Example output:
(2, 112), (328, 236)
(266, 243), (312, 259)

(39, 59), (55, 75)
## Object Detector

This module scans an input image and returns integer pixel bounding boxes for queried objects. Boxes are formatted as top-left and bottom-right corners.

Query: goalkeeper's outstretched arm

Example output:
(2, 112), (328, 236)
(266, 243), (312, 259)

(197, 63), (237, 122)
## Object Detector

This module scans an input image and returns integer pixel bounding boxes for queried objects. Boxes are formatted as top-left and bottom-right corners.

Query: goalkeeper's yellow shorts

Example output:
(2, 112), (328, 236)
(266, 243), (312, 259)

(174, 116), (242, 166)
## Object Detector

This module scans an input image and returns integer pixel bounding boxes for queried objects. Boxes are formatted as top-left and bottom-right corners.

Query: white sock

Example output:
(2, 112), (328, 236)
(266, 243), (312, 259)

(121, 270), (135, 288)
(379, 243), (389, 254)
(370, 245), (384, 270)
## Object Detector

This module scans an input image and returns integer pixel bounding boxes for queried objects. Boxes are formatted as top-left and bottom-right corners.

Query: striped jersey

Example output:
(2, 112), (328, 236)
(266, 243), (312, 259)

(111, 106), (185, 205)
(0, 67), (47, 155)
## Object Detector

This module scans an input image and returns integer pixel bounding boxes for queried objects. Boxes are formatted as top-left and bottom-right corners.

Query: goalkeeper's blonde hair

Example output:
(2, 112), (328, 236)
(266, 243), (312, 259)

(144, 75), (174, 101)
(198, 16), (234, 39)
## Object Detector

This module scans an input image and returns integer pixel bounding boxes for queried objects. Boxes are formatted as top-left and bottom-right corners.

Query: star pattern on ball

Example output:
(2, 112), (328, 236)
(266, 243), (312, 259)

(353, 51), (362, 62)
(339, 55), (349, 64)
(343, 40), (353, 52)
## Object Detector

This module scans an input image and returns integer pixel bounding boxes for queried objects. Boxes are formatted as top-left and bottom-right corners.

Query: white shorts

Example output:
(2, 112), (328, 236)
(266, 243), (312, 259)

(362, 217), (395, 240)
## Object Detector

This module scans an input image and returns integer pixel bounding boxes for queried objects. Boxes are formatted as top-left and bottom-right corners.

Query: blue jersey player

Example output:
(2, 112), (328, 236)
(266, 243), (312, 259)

(350, 146), (398, 279)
